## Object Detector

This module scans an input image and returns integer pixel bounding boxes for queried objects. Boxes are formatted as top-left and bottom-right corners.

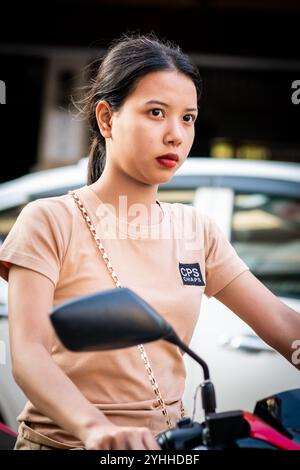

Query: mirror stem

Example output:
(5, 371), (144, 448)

(166, 331), (216, 415)
(166, 332), (210, 380)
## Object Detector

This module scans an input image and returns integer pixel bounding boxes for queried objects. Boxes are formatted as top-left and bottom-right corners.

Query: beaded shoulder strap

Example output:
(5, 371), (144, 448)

(69, 190), (184, 429)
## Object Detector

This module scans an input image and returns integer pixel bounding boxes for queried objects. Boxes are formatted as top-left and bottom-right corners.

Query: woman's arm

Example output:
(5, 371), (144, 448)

(214, 270), (300, 371)
(8, 265), (159, 449)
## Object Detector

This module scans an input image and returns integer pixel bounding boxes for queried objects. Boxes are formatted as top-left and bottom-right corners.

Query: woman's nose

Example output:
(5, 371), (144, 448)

(163, 119), (183, 146)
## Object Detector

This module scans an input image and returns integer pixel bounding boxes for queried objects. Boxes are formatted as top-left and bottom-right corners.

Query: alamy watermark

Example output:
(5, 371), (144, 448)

(0, 80), (6, 104)
(93, 197), (203, 250)
(0, 340), (6, 365)
(291, 339), (300, 366)
(291, 80), (300, 105)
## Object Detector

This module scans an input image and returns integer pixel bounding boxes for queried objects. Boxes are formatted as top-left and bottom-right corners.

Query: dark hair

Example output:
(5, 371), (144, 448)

(79, 32), (202, 184)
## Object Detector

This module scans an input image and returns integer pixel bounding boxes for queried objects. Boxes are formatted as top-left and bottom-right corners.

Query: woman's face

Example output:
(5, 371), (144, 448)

(105, 70), (198, 185)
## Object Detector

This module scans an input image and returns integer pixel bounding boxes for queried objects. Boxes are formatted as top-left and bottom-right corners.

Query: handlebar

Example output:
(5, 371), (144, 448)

(156, 411), (250, 450)
(156, 418), (203, 450)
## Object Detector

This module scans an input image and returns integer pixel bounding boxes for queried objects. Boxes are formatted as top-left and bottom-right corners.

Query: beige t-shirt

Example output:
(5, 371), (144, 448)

(0, 185), (249, 448)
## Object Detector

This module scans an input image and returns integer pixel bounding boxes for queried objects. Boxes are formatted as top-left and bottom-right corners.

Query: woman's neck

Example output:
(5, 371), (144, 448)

(89, 170), (162, 224)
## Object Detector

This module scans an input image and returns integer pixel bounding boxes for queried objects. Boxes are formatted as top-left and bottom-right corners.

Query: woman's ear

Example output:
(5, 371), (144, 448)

(95, 100), (113, 138)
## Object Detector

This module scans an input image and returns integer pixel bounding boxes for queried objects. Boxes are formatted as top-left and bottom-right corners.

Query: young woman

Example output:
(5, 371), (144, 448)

(0, 34), (299, 451)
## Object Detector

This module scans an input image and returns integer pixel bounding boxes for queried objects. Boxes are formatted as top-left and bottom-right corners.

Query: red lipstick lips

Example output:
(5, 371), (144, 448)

(156, 153), (179, 168)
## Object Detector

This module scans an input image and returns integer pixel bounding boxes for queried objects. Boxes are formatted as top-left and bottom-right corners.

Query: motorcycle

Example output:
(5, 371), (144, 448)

(50, 287), (300, 450)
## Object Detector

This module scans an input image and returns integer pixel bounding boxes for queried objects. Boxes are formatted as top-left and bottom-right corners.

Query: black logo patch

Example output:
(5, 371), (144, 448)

(179, 263), (205, 286)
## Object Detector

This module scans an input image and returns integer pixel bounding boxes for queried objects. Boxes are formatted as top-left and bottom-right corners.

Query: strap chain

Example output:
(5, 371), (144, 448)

(69, 191), (185, 429)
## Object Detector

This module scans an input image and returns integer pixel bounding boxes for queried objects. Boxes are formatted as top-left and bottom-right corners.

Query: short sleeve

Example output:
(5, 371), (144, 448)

(0, 199), (69, 287)
(204, 215), (249, 298)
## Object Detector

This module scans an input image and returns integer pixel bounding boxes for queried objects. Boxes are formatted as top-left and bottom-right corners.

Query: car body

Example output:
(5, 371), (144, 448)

(0, 157), (299, 430)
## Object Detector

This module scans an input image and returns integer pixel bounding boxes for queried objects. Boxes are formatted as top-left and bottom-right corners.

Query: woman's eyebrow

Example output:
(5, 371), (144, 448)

(145, 99), (197, 112)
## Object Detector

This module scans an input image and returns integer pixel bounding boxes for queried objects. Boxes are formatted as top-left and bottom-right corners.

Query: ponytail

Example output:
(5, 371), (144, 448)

(87, 136), (106, 185)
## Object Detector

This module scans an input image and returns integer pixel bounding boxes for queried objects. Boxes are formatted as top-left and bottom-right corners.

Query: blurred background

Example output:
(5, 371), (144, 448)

(0, 0), (300, 182)
(0, 0), (300, 436)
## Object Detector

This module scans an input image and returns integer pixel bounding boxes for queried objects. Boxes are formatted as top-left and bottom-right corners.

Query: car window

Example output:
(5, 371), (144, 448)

(231, 193), (300, 299)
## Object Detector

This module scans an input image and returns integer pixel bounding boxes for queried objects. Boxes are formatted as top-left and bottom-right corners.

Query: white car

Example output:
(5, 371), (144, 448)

(0, 157), (299, 431)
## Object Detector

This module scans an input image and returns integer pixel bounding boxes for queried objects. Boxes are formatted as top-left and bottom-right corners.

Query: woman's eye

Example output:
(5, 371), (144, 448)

(183, 114), (195, 123)
(150, 108), (164, 118)
(149, 109), (196, 122)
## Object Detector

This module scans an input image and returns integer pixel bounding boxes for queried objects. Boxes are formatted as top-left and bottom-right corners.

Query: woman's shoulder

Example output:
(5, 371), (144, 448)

(13, 189), (81, 241)
(21, 189), (80, 221)
(0, 190), (83, 284)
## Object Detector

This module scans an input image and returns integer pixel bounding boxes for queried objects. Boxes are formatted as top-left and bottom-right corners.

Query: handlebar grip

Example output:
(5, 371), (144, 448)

(156, 419), (203, 450)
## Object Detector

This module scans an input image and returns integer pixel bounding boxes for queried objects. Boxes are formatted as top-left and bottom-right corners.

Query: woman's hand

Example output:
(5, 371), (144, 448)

(83, 423), (161, 450)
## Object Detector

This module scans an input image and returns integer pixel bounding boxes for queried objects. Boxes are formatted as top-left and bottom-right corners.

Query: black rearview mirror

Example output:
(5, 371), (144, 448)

(50, 287), (215, 414)
(50, 287), (176, 352)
